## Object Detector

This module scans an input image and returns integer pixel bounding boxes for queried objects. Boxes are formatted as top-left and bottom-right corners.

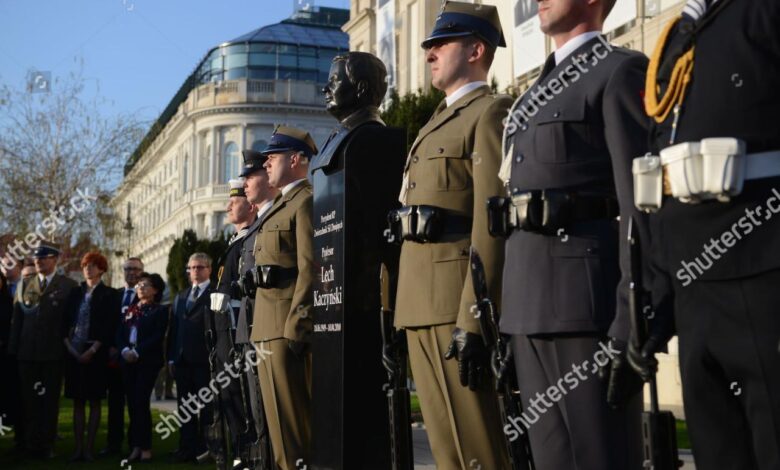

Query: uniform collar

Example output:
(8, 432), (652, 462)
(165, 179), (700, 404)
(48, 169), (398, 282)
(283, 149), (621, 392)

(38, 272), (55, 286)
(257, 200), (274, 220)
(554, 31), (601, 65)
(446, 81), (488, 107)
(281, 178), (306, 197)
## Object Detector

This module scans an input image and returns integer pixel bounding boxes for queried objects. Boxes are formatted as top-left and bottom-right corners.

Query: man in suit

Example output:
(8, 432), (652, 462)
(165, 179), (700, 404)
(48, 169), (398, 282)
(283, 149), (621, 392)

(393, 2), (512, 467)
(239, 149), (277, 469)
(168, 253), (213, 463)
(628, 1), (780, 468)
(251, 126), (316, 470)
(101, 257), (143, 456)
(8, 244), (79, 458)
(498, 0), (647, 468)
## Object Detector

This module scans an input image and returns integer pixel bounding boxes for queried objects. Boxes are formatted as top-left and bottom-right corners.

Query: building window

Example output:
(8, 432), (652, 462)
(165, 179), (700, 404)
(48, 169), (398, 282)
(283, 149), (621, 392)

(222, 142), (239, 183)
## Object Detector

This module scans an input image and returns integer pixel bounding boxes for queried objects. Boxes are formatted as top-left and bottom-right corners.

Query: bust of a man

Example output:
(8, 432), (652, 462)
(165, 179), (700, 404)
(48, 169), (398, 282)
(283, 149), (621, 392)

(323, 52), (388, 128)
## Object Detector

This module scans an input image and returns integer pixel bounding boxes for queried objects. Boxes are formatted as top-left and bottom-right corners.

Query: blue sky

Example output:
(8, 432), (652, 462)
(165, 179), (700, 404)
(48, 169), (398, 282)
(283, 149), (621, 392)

(0, 0), (350, 123)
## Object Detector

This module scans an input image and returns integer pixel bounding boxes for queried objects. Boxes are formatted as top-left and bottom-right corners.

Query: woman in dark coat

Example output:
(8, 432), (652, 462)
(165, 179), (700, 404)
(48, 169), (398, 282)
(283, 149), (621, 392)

(63, 252), (118, 461)
(116, 272), (168, 462)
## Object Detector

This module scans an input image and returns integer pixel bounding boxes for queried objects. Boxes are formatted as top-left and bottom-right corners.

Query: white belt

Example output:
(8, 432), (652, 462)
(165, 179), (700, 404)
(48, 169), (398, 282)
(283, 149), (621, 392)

(744, 150), (780, 180)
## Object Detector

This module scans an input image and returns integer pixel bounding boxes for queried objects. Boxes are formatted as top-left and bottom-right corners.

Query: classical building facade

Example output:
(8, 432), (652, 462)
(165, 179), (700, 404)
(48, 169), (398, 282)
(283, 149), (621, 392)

(110, 6), (349, 281)
(344, 0), (685, 94)
(343, 0), (687, 415)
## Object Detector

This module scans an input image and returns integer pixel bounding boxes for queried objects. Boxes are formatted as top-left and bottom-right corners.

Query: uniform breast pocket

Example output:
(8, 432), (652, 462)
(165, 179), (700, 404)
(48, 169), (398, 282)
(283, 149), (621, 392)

(532, 102), (587, 164)
(431, 241), (469, 315)
(263, 219), (294, 255)
(425, 138), (469, 191)
(549, 238), (607, 323)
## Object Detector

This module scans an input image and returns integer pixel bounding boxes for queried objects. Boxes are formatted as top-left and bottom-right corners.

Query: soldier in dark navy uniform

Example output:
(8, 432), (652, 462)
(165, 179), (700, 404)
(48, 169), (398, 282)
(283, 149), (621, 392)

(498, 0), (647, 468)
(208, 178), (259, 468)
(237, 149), (277, 469)
(628, 1), (780, 469)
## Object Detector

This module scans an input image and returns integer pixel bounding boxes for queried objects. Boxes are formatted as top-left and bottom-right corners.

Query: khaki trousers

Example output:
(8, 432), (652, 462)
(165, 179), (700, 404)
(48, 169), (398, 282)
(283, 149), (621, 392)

(256, 339), (311, 470)
(407, 324), (510, 470)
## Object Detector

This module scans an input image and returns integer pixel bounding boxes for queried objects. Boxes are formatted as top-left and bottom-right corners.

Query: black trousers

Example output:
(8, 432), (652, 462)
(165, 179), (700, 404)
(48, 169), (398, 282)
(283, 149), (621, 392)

(123, 363), (159, 450)
(675, 268), (780, 470)
(17, 360), (62, 455)
(174, 361), (211, 456)
(511, 334), (642, 470)
(105, 364), (125, 450)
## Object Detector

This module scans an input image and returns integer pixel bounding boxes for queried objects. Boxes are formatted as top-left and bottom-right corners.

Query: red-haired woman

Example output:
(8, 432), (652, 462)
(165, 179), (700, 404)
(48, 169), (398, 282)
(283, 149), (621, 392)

(63, 252), (119, 462)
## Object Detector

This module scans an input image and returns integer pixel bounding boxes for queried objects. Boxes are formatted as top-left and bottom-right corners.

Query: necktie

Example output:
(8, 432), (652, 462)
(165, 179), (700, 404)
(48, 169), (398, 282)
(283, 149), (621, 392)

(539, 53), (557, 81)
(187, 285), (200, 310)
(122, 288), (134, 308)
(40, 277), (48, 292)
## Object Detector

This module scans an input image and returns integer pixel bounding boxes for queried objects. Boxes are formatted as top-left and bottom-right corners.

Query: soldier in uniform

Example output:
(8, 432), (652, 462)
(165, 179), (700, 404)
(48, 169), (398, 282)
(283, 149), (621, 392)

(8, 244), (79, 458)
(498, 0), (647, 468)
(250, 127), (316, 470)
(392, 2), (512, 467)
(208, 178), (259, 468)
(628, 1), (780, 468)
(238, 149), (278, 469)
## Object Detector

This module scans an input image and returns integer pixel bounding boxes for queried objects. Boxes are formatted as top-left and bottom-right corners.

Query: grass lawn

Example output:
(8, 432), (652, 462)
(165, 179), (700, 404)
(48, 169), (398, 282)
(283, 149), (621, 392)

(0, 396), (200, 470)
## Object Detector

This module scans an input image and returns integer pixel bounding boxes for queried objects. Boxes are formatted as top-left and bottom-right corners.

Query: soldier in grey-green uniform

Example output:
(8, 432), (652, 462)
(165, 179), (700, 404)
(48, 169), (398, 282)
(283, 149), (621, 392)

(391, 2), (512, 468)
(8, 245), (79, 458)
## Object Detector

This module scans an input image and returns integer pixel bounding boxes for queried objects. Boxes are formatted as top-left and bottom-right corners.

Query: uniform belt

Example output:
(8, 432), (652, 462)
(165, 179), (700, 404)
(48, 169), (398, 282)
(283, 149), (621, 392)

(254, 265), (298, 289)
(388, 205), (472, 244)
(509, 190), (618, 234)
(662, 149), (780, 196)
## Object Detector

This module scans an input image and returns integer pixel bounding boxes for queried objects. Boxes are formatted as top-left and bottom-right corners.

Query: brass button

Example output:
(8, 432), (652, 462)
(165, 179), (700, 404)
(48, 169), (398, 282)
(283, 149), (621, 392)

(553, 111), (561, 118)
(520, 123), (529, 131)
(515, 154), (524, 163)
(413, 156), (419, 163)
(438, 148), (444, 154)
(410, 182), (416, 189)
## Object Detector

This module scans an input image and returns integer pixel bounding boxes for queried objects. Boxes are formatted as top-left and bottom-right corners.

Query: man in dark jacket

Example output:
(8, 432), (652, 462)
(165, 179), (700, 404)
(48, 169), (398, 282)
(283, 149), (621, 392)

(499, 0), (647, 468)
(168, 253), (213, 463)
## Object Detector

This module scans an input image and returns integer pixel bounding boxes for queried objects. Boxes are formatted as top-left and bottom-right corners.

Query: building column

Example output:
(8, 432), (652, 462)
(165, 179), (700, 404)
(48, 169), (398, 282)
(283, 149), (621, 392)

(240, 123), (247, 154)
(211, 127), (220, 185)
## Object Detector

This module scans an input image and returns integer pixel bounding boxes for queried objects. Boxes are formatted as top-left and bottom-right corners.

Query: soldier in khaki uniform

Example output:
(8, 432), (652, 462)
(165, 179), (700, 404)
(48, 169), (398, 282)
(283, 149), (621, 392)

(392, 2), (512, 468)
(250, 126), (317, 470)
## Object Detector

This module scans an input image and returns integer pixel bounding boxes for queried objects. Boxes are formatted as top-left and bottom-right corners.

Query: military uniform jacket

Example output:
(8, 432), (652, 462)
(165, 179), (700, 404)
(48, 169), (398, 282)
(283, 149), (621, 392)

(251, 180), (314, 343)
(394, 85), (512, 333)
(8, 274), (79, 361)
(500, 37), (650, 340)
(236, 214), (263, 345)
(648, 0), (780, 294)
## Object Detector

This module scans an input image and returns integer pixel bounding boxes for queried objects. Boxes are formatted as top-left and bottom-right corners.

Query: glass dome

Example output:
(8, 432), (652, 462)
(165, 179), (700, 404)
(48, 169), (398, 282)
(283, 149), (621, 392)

(195, 9), (349, 85)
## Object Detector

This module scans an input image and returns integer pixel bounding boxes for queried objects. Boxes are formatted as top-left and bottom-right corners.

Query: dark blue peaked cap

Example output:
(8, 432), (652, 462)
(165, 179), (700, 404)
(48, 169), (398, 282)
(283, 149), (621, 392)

(422, 1), (506, 49)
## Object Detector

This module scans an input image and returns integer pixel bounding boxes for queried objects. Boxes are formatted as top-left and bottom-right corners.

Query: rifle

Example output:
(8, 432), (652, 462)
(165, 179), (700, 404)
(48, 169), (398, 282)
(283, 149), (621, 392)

(627, 217), (681, 470)
(380, 264), (413, 470)
(203, 303), (231, 470)
(469, 247), (535, 470)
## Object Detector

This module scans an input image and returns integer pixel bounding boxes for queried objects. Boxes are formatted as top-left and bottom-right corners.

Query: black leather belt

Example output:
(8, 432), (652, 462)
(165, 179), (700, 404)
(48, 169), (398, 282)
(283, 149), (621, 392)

(252, 265), (298, 289)
(387, 205), (472, 243)
(488, 190), (619, 237)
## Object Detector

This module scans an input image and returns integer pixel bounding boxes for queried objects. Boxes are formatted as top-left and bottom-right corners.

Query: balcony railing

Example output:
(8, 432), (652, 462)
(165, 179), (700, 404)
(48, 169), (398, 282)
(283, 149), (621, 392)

(189, 79), (325, 110)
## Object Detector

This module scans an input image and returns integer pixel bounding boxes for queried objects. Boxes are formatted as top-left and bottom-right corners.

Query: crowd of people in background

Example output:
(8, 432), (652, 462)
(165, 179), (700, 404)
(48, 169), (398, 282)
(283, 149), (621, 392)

(0, 247), (217, 464)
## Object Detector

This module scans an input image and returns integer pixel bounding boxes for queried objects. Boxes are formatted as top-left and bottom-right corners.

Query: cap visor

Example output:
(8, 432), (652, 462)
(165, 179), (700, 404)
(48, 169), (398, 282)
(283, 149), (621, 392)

(421, 31), (473, 48)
